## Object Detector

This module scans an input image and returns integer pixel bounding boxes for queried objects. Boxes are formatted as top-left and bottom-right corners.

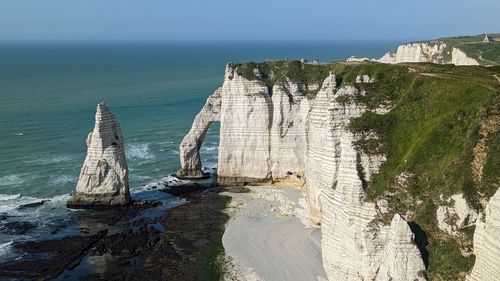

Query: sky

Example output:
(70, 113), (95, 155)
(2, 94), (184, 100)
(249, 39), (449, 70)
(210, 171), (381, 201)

(0, 0), (499, 42)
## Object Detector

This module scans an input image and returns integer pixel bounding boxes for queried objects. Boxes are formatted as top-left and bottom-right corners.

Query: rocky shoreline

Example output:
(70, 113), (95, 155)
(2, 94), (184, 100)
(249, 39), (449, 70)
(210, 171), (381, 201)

(0, 186), (230, 281)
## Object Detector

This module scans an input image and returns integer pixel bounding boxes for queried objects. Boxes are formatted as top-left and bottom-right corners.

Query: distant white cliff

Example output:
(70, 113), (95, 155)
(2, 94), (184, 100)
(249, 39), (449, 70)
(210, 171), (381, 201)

(352, 41), (480, 66)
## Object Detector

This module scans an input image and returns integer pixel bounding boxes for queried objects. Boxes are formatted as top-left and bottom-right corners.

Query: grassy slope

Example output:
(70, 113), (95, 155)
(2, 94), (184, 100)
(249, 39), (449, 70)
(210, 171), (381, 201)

(235, 60), (500, 280)
(347, 63), (499, 280)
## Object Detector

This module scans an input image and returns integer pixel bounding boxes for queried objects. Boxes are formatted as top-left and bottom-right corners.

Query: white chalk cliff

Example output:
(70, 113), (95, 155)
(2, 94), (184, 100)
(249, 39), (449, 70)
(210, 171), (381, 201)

(67, 103), (130, 207)
(378, 41), (447, 64)
(217, 65), (273, 185)
(377, 41), (479, 66)
(177, 88), (221, 179)
(179, 65), (426, 280)
(467, 188), (500, 281)
(436, 193), (478, 235)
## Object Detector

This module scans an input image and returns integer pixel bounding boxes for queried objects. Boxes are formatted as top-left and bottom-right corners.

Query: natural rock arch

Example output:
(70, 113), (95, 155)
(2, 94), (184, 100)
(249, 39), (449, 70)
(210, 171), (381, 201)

(176, 88), (222, 179)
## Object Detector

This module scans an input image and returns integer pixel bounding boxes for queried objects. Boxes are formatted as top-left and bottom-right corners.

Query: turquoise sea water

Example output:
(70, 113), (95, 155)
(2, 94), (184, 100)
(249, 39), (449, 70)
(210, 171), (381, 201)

(0, 41), (398, 256)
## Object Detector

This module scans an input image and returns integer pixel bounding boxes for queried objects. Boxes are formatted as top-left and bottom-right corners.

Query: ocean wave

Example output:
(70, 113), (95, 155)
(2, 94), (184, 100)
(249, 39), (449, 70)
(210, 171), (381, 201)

(202, 146), (218, 152)
(171, 150), (179, 155)
(12, 132), (23, 136)
(0, 175), (24, 186)
(0, 193), (69, 215)
(0, 194), (21, 201)
(132, 175), (190, 193)
(0, 194), (37, 214)
(49, 175), (76, 186)
(127, 143), (155, 160)
(130, 175), (154, 182)
(157, 141), (175, 145)
(0, 241), (13, 256)
(46, 194), (70, 205)
(27, 155), (74, 165)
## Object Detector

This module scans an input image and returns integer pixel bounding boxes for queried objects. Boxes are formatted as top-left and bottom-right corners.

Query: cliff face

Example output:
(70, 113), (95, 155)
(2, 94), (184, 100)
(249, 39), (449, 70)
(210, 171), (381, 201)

(304, 73), (339, 224)
(378, 42), (447, 64)
(177, 88), (221, 179)
(318, 85), (425, 280)
(216, 65), (273, 185)
(270, 79), (310, 183)
(451, 47), (480, 66)
(179, 64), (427, 280)
(467, 188), (500, 281)
(67, 103), (130, 207)
(377, 41), (481, 66)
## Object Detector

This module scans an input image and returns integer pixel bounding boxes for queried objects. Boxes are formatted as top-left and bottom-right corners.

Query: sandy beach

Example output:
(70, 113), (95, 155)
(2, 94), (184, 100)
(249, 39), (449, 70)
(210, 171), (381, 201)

(222, 186), (327, 281)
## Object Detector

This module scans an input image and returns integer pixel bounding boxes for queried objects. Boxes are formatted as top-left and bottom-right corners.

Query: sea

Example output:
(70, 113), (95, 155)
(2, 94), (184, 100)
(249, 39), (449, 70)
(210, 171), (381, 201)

(0, 40), (400, 260)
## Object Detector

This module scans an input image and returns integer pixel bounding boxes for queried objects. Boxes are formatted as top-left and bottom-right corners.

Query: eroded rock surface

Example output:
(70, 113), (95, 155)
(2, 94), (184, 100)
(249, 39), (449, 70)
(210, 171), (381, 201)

(468, 188), (500, 281)
(437, 193), (478, 235)
(177, 89), (221, 179)
(378, 42), (447, 64)
(452, 47), (480, 66)
(67, 103), (130, 207)
(269, 79), (309, 184)
(217, 65), (273, 185)
(377, 41), (480, 66)
(376, 215), (426, 281)
(303, 73), (339, 224)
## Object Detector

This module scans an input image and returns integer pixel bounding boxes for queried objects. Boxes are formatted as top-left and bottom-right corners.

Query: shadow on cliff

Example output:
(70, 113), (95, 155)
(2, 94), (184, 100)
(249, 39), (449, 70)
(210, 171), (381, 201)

(408, 222), (430, 268)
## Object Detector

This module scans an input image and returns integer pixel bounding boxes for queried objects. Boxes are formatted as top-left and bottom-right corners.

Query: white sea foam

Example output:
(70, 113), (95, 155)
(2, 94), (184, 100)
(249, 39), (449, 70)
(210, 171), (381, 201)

(158, 141), (175, 145)
(0, 194), (21, 201)
(27, 155), (74, 165)
(132, 175), (190, 193)
(130, 175), (154, 182)
(0, 175), (24, 186)
(0, 194), (37, 214)
(127, 143), (155, 160)
(45, 194), (70, 206)
(12, 132), (23, 136)
(0, 241), (13, 256)
(202, 146), (218, 152)
(49, 175), (76, 186)
(171, 149), (180, 155)
(0, 192), (69, 216)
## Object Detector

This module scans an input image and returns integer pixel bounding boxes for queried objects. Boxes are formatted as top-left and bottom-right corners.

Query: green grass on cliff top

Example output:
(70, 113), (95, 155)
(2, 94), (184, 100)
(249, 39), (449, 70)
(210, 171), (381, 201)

(235, 60), (500, 280)
(347, 62), (499, 280)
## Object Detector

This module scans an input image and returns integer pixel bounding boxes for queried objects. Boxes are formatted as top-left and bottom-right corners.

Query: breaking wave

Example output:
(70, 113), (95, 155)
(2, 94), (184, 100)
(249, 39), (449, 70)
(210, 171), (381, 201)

(127, 143), (155, 160)
(0, 175), (24, 186)
(49, 175), (76, 186)
(132, 175), (190, 194)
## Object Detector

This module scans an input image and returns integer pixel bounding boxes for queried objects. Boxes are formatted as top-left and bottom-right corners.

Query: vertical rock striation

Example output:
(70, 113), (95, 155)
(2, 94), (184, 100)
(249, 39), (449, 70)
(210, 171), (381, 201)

(304, 73), (339, 225)
(269, 79), (309, 184)
(177, 88), (221, 179)
(67, 103), (130, 207)
(467, 188), (500, 281)
(376, 215), (427, 280)
(217, 65), (273, 185)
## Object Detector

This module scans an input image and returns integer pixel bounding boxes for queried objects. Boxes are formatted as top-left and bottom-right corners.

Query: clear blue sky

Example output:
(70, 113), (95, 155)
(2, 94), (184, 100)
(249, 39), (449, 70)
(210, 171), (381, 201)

(1, 0), (499, 41)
